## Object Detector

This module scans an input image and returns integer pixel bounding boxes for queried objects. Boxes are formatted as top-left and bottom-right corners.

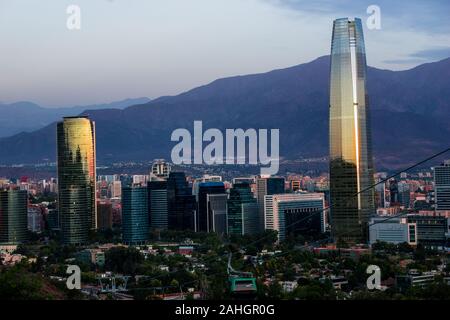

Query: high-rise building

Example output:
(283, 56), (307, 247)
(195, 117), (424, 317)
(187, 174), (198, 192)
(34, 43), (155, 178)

(228, 183), (258, 236)
(256, 177), (285, 232)
(148, 180), (168, 229)
(329, 18), (375, 244)
(434, 160), (450, 212)
(0, 189), (28, 245)
(167, 172), (196, 231)
(264, 193), (325, 241)
(28, 205), (44, 233)
(398, 182), (411, 209)
(389, 179), (399, 205)
(206, 193), (228, 234)
(97, 201), (113, 231)
(111, 181), (122, 198)
(46, 209), (60, 231)
(197, 182), (226, 232)
(122, 185), (149, 245)
(57, 117), (96, 245)
(375, 180), (387, 208)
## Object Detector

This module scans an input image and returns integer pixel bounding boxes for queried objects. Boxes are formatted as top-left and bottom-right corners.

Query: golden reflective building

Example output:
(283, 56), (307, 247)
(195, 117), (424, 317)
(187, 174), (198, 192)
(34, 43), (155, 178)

(329, 18), (375, 244)
(57, 117), (96, 245)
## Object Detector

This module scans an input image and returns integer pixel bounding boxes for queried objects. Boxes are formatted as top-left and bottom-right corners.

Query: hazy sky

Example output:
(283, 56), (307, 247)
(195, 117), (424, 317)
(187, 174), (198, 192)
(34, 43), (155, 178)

(1, 0), (449, 107)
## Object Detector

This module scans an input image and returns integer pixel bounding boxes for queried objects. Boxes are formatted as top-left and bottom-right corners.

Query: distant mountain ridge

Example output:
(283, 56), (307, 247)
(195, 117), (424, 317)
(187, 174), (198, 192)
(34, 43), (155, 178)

(0, 56), (449, 169)
(0, 97), (151, 137)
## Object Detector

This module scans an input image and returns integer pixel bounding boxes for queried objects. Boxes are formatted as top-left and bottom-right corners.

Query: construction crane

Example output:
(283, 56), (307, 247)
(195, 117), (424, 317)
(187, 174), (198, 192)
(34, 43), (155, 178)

(227, 253), (257, 297)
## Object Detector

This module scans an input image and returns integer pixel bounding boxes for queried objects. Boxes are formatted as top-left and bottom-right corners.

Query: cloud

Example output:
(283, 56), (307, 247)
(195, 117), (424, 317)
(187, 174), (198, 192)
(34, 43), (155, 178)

(383, 47), (450, 65)
(410, 47), (450, 60)
(261, 0), (450, 35)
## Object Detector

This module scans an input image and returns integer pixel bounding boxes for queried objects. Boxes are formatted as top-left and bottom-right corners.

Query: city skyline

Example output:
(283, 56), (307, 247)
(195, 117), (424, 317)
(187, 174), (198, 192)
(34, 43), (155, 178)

(0, 1), (449, 304)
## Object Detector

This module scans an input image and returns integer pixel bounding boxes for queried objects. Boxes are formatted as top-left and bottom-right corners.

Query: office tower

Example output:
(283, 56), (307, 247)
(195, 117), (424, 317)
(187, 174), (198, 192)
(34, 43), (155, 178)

(28, 205), (44, 233)
(434, 160), (450, 212)
(207, 194), (228, 234)
(256, 177), (285, 232)
(375, 179), (386, 208)
(167, 172), (196, 231)
(197, 182), (226, 232)
(97, 201), (113, 230)
(111, 181), (122, 198)
(227, 183), (259, 236)
(122, 185), (149, 245)
(57, 116), (96, 245)
(329, 18), (375, 244)
(0, 189), (28, 245)
(264, 193), (325, 241)
(148, 180), (168, 229)
(398, 182), (411, 209)
(389, 179), (399, 205)
(369, 217), (417, 246)
(150, 159), (171, 180)
(46, 209), (60, 231)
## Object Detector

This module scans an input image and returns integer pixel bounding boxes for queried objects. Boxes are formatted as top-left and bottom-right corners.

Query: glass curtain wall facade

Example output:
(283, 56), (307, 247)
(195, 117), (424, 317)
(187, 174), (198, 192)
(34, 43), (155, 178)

(329, 18), (375, 244)
(197, 182), (226, 232)
(148, 180), (168, 229)
(122, 186), (149, 245)
(57, 117), (96, 245)
(228, 183), (258, 236)
(167, 172), (196, 231)
(0, 189), (28, 244)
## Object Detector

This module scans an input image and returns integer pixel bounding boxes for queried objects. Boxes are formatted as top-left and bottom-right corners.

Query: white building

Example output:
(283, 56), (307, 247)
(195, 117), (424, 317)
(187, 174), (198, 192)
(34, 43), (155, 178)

(369, 217), (417, 246)
(264, 193), (325, 241)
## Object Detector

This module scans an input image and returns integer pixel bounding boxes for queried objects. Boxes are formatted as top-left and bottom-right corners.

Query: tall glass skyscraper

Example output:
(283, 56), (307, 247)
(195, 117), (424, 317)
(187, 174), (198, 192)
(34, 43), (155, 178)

(148, 180), (168, 229)
(167, 172), (196, 231)
(122, 185), (149, 245)
(329, 18), (375, 244)
(57, 117), (96, 245)
(0, 189), (28, 245)
(197, 182), (226, 232)
(228, 183), (258, 236)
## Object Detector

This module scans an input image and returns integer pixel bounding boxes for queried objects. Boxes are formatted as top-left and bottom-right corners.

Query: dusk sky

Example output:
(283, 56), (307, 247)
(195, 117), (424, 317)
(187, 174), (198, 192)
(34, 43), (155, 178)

(1, 0), (449, 107)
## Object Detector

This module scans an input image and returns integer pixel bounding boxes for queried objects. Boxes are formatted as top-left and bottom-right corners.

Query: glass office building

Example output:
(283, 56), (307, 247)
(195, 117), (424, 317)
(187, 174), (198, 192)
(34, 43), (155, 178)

(207, 193), (228, 234)
(122, 185), (149, 245)
(228, 183), (259, 236)
(57, 117), (96, 245)
(0, 189), (28, 245)
(197, 182), (226, 232)
(148, 180), (168, 229)
(329, 18), (375, 244)
(434, 160), (450, 212)
(167, 172), (196, 231)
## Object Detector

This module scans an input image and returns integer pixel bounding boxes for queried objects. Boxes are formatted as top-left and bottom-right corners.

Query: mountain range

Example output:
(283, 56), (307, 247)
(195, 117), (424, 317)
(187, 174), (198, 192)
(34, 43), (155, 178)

(0, 56), (449, 169)
(0, 97), (151, 137)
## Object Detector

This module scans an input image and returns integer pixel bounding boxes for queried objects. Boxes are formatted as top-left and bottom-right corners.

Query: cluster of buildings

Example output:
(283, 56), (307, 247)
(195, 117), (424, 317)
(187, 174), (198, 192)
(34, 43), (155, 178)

(1, 18), (449, 254)
(107, 162), (328, 245)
